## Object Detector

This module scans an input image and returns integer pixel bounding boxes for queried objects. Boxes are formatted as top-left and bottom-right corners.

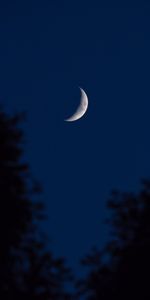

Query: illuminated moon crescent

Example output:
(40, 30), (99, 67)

(65, 87), (88, 122)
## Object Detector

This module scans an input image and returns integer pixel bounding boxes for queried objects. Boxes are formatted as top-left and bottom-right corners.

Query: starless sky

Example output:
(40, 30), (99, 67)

(1, 0), (150, 272)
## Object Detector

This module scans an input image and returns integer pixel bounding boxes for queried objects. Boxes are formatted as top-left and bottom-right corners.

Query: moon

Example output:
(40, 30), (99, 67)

(64, 87), (88, 122)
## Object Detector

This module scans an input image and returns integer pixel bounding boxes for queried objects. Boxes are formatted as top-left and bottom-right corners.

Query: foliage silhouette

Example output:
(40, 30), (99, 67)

(77, 180), (150, 299)
(4, 104), (150, 300)
(0, 108), (73, 299)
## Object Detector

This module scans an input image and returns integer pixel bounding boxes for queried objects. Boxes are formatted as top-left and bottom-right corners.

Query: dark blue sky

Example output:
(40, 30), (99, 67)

(1, 0), (150, 272)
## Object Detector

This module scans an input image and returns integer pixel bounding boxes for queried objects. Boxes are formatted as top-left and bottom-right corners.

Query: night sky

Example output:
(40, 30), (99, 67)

(1, 0), (150, 273)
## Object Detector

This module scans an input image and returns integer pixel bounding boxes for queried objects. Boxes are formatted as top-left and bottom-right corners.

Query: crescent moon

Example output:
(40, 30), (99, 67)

(64, 87), (88, 122)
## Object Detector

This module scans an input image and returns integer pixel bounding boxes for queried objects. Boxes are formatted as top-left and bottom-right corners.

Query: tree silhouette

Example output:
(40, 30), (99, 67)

(5, 104), (150, 300)
(77, 180), (150, 299)
(0, 108), (73, 299)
